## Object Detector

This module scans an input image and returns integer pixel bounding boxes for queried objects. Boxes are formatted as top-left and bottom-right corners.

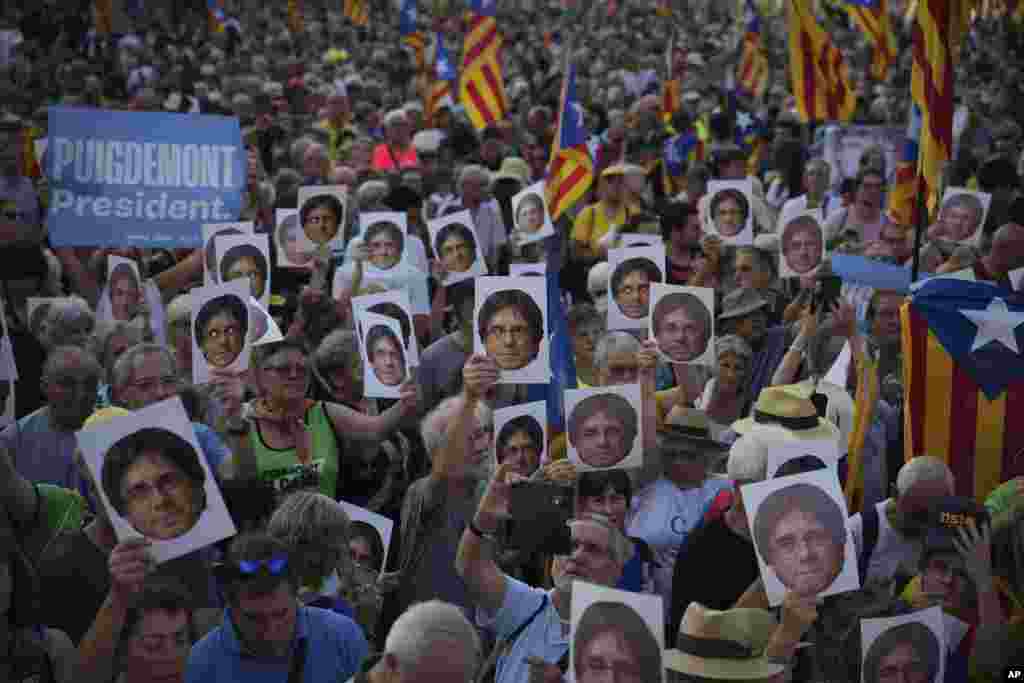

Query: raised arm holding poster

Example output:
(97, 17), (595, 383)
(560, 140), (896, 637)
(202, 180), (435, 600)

(46, 107), (245, 247)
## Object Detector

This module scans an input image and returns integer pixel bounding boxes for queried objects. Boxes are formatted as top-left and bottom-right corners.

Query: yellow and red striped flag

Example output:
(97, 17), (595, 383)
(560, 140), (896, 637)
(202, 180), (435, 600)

(546, 58), (593, 221)
(844, 342), (881, 513)
(425, 32), (457, 126)
(287, 0), (303, 34)
(910, 0), (973, 218)
(887, 104), (923, 227)
(788, 0), (857, 123)
(902, 279), (1024, 502)
(738, 0), (769, 99)
(661, 30), (683, 122)
(458, 0), (506, 131)
(843, 0), (897, 81)
(95, 0), (113, 35)
(344, 0), (369, 27)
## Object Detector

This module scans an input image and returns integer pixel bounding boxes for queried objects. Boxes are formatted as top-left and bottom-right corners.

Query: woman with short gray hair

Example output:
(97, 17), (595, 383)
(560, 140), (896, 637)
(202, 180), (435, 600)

(695, 334), (754, 434)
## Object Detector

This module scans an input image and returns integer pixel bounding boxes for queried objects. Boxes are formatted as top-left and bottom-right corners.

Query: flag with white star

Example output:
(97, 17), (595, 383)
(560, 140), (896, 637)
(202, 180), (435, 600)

(903, 278), (1024, 501)
(399, 0), (417, 36)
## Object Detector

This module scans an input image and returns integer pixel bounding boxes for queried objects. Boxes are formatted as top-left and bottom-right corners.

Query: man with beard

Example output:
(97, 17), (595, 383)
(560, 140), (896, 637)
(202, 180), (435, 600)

(391, 355), (496, 621)
(457, 472), (630, 683)
(849, 457), (956, 587)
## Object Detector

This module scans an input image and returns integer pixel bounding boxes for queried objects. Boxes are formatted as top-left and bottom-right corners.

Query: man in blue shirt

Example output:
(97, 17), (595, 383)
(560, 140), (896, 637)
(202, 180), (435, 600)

(187, 533), (368, 683)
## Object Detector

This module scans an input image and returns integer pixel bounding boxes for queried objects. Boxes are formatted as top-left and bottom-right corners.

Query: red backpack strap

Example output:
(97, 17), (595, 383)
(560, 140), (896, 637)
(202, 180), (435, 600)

(702, 487), (734, 525)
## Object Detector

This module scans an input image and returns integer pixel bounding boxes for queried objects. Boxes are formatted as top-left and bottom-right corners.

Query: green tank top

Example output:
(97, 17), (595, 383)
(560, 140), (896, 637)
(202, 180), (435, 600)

(250, 401), (340, 500)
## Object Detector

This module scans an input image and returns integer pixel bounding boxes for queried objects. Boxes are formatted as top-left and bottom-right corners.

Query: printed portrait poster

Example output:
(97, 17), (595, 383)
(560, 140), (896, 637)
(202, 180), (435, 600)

(493, 400), (548, 470)
(75, 396), (237, 564)
(860, 606), (946, 683)
(619, 233), (663, 249)
(1011, 266), (1024, 292)
(607, 245), (666, 331)
(275, 209), (316, 270)
(741, 468), (859, 607)
(357, 310), (410, 399)
(296, 185), (349, 253)
(248, 296), (284, 347)
(509, 262), (547, 277)
(473, 276), (550, 384)
(216, 233), (271, 308)
(565, 383), (644, 471)
(779, 211), (826, 279)
(765, 440), (841, 480)
(191, 279), (252, 385)
(512, 181), (555, 246)
(427, 209), (487, 286)
(47, 107), (245, 248)
(359, 211), (410, 272)
(938, 187), (990, 247)
(202, 221), (254, 285)
(0, 301), (17, 382)
(648, 283), (714, 366)
(351, 290), (420, 367)
(705, 180), (754, 246)
(337, 501), (394, 579)
(570, 581), (665, 683)
(98, 255), (167, 344)
(0, 378), (13, 429)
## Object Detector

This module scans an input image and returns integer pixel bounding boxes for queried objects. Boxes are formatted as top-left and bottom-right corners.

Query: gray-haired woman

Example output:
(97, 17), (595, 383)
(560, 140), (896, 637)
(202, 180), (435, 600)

(267, 491), (392, 644)
(694, 335), (754, 435)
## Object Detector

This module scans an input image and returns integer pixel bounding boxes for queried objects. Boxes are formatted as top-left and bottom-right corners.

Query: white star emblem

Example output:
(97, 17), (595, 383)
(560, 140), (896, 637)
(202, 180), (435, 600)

(404, 5), (416, 21)
(736, 111), (753, 130)
(960, 297), (1024, 354)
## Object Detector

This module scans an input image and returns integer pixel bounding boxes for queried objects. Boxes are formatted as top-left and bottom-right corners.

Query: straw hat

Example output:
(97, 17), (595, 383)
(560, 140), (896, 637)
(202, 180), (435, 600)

(730, 385), (841, 442)
(717, 289), (768, 323)
(665, 603), (785, 680)
(492, 157), (531, 186)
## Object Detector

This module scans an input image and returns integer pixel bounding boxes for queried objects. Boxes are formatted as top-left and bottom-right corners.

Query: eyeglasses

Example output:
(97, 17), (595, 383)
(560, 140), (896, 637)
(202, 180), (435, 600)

(486, 324), (531, 342)
(123, 469), (187, 505)
(128, 375), (179, 393)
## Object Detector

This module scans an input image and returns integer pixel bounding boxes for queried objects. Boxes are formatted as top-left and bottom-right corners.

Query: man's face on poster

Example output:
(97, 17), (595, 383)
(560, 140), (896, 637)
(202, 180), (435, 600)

(941, 201), (982, 242)
(575, 410), (629, 468)
(120, 450), (203, 540)
(783, 220), (824, 274)
(654, 299), (709, 363)
(613, 270), (652, 320)
(111, 271), (142, 321)
(483, 305), (540, 370)
(765, 507), (843, 597)
(577, 627), (644, 683)
(370, 333), (405, 386)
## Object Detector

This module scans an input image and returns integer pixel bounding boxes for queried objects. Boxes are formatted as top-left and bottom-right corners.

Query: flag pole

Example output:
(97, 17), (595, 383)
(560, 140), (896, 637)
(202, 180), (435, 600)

(910, 174), (927, 282)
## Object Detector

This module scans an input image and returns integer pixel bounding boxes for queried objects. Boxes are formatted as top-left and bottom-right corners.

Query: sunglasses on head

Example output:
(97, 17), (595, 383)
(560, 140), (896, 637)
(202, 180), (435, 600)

(214, 554), (289, 580)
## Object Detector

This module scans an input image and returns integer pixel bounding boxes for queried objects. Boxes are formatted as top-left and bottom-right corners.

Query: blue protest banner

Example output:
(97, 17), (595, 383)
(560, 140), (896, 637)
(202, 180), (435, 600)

(46, 107), (244, 248)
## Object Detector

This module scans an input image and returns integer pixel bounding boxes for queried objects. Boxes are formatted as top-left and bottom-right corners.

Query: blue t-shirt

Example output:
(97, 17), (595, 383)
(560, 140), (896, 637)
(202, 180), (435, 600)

(186, 606), (367, 683)
(479, 578), (568, 683)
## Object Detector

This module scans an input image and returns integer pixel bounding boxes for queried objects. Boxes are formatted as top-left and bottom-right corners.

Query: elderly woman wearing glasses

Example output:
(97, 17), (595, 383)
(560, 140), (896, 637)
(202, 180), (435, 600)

(267, 491), (393, 644)
(223, 339), (417, 500)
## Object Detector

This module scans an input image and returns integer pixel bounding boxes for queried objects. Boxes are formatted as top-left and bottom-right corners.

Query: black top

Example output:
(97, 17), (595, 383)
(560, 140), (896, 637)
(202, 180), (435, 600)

(668, 515), (759, 645)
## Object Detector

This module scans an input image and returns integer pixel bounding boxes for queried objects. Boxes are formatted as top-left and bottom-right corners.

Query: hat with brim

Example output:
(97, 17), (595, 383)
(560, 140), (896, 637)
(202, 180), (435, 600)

(662, 408), (730, 455)
(731, 385), (841, 442)
(717, 289), (769, 324)
(666, 604), (785, 680)
(493, 157), (531, 185)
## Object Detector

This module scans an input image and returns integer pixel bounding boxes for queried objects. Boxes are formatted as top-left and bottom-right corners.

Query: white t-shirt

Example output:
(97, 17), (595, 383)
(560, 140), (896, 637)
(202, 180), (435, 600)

(848, 499), (924, 586)
(627, 476), (733, 604)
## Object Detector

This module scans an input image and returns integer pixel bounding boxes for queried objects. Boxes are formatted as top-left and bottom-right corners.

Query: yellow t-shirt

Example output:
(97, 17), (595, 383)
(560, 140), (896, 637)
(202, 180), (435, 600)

(571, 201), (629, 251)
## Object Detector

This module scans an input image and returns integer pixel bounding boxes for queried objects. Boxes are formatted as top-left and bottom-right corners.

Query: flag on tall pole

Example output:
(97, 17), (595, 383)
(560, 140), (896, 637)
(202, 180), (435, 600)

(661, 30), (683, 123)
(344, 0), (369, 27)
(526, 272), (579, 446)
(400, 0), (426, 71)
(788, 0), (857, 123)
(425, 32), (457, 126)
(902, 279), (1024, 502)
(910, 0), (973, 218)
(888, 104), (923, 227)
(207, 0), (226, 33)
(843, 0), (897, 81)
(458, 0), (507, 131)
(737, 0), (769, 99)
(546, 53), (594, 221)
(287, 0), (303, 34)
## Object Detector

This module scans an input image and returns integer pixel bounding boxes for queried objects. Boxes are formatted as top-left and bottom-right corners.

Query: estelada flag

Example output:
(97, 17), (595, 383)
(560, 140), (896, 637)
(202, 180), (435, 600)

(902, 278), (1024, 502)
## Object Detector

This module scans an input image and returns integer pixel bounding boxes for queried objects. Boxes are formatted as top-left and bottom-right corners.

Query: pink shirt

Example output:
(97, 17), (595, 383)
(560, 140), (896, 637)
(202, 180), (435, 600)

(371, 143), (420, 172)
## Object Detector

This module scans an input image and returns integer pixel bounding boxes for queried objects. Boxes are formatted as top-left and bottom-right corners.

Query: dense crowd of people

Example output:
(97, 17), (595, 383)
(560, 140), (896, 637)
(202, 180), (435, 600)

(1, 0), (1024, 681)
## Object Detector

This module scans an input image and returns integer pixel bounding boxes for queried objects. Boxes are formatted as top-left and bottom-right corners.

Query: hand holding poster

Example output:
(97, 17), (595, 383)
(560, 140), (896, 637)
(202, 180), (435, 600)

(75, 396), (237, 564)
(47, 107), (244, 247)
